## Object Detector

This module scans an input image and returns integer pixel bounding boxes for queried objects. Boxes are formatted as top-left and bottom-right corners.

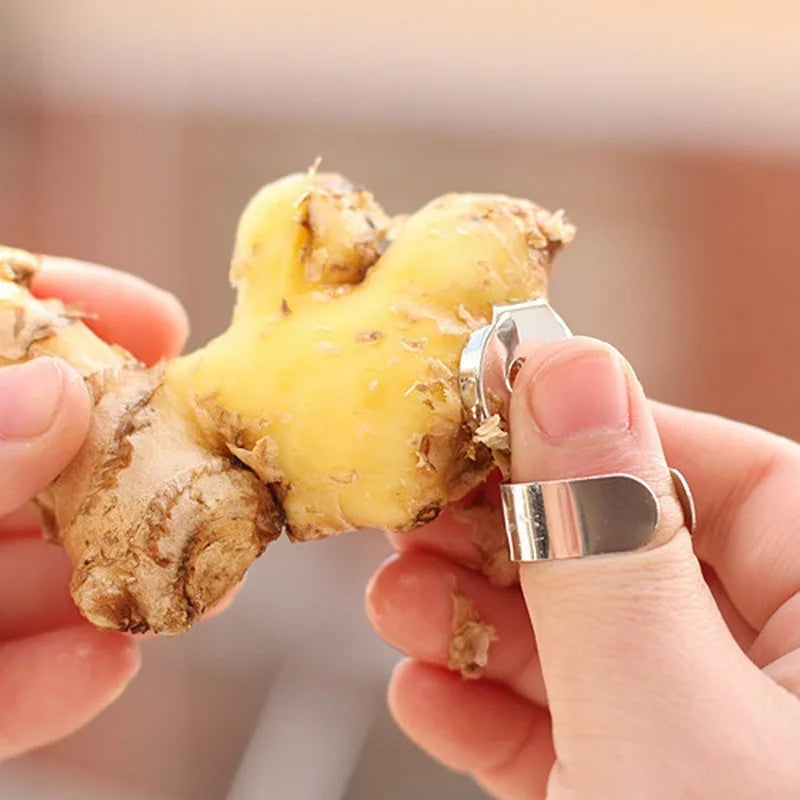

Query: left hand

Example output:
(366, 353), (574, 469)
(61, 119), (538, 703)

(0, 256), (188, 760)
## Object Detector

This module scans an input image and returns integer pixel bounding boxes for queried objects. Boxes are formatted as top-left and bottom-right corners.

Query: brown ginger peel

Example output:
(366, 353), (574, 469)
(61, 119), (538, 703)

(0, 170), (574, 634)
(448, 591), (498, 679)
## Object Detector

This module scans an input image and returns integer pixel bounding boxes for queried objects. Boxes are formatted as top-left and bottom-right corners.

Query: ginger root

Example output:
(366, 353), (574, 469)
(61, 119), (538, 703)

(448, 592), (498, 679)
(0, 170), (574, 634)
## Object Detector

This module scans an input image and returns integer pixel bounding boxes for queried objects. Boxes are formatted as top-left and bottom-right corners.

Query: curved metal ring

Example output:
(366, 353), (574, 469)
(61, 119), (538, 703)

(500, 468), (696, 562)
(459, 299), (572, 421)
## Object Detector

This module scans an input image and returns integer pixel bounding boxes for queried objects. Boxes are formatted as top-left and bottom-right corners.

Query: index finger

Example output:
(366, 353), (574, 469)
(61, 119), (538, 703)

(389, 471), (521, 588)
(396, 398), (800, 643)
(31, 256), (190, 365)
(1, 256), (190, 532)
(651, 400), (800, 633)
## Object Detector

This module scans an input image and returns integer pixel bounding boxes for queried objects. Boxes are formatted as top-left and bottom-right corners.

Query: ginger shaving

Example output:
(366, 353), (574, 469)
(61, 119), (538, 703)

(448, 591), (498, 679)
(473, 413), (509, 451)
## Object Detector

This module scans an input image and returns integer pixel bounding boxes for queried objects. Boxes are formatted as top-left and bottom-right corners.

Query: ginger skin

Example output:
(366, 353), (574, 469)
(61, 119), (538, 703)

(0, 249), (283, 634)
(449, 592), (498, 679)
(0, 171), (573, 634)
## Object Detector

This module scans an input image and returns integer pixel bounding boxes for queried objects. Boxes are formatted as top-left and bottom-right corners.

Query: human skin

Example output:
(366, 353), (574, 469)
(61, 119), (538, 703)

(0, 175), (570, 635)
(0, 257), (189, 759)
(367, 336), (800, 799)
(5, 259), (799, 793)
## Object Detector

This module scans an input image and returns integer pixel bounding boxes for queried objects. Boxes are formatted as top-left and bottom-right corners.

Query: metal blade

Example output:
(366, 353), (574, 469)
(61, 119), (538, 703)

(460, 299), (572, 423)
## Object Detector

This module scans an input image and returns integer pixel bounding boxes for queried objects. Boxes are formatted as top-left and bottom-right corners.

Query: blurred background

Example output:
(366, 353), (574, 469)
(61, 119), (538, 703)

(2, 0), (800, 797)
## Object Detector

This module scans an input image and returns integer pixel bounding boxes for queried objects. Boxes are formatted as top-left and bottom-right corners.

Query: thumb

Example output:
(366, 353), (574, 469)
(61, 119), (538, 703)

(0, 358), (90, 517)
(509, 337), (780, 788)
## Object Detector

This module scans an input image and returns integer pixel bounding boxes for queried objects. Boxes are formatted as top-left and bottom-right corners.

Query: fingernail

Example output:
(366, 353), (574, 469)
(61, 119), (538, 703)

(528, 348), (630, 439)
(0, 359), (65, 439)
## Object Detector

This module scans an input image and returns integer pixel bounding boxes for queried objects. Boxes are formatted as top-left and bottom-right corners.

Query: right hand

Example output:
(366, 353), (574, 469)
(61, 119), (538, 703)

(0, 256), (188, 760)
(368, 337), (800, 798)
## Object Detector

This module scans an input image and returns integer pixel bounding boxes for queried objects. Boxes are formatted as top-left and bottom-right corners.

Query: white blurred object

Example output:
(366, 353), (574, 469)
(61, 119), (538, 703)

(0, 761), (178, 800)
(225, 651), (378, 800)
(0, 533), (487, 799)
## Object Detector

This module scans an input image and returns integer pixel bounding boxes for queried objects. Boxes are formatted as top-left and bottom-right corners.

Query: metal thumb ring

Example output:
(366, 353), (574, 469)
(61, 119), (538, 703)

(500, 468), (696, 562)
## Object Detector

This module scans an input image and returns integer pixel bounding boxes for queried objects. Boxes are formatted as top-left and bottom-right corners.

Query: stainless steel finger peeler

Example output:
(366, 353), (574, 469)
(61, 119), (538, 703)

(459, 299), (696, 562)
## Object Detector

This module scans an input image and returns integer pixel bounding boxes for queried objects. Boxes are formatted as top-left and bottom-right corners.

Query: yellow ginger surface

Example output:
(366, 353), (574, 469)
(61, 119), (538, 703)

(0, 170), (574, 634)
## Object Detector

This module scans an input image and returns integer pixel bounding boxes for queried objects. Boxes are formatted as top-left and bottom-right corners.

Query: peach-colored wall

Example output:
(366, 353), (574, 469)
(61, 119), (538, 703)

(4, 7), (800, 797)
(3, 109), (800, 439)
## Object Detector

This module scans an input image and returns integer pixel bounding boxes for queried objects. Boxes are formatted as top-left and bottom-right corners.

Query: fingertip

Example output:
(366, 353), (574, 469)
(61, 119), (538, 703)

(65, 627), (142, 727)
(388, 659), (444, 738)
(0, 358), (88, 443)
(387, 658), (552, 795)
(0, 538), (82, 637)
(0, 503), (41, 535)
(160, 289), (191, 356)
(131, 285), (190, 363)
(104, 630), (142, 688)
(0, 358), (91, 516)
(387, 661), (447, 765)
(49, 625), (142, 693)
(387, 657), (417, 718)
(509, 334), (666, 491)
(32, 256), (191, 364)
(512, 335), (625, 390)
(0, 625), (141, 758)
(387, 506), (486, 570)
(53, 356), (92, 422)
(367, 551), (458, 653)
(138, 283), (189, 359)
(364, 552), (401, 627)
(44, 357), (92, 463)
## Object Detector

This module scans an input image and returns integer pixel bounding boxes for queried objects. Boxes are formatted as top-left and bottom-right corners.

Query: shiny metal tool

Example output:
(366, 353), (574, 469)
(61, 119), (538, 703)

(459, 298), (696, 562)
